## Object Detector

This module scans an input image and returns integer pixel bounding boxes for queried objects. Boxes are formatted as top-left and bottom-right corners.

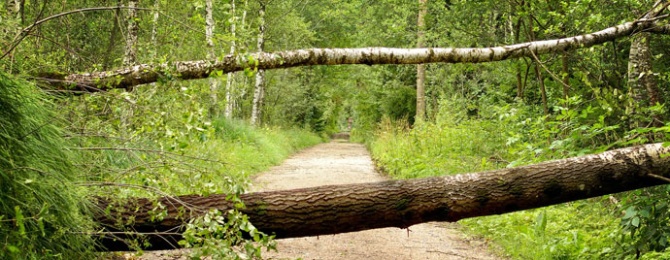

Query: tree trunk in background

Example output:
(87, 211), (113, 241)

(5, 0), (22, 20)
(206, 0), (219, 118)
(41, 18), (670, 91)
(561, 51), (569, 99)
(526, 6), (548, 115)
(123, 0), (138, 68)
(415, 0), (427, 122)
(96, 143), (670, 251)
(250, 1), (266, 126)
(627, 32), (662, 127)
(224, 0), (237, 119)
(103, 1), (123, 70)
(151, 0), (159, 59)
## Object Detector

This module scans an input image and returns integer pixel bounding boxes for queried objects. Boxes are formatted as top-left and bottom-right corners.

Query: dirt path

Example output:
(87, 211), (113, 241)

(251, 140), (501, 260)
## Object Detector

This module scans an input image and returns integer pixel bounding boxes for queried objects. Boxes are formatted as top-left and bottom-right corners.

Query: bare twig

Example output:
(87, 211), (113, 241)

(1, 6), (151, 60)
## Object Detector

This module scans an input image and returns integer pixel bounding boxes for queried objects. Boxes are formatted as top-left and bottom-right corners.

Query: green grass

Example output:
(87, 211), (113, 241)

(86, 117), (324, 197)
(0, 73), (96, 259)
(367, 115), (627, 259)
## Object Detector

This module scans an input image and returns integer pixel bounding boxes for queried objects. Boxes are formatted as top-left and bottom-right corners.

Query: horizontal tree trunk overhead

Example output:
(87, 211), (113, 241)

(97, 143), (670, 251)
(37, 17), (668, 92)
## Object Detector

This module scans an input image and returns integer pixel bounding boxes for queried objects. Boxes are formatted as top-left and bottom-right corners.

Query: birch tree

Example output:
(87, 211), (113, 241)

(206, 0), (219, 117)
(122, 0), (138, 67)
(626, 1), (668, 128)
(415, 0), (427, 121)
(250, 0), (266, 126)
(41, 15), (670, 91)
(223, 0), (237, 119)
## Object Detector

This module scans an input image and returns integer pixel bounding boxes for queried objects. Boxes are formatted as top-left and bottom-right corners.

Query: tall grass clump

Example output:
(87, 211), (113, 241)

(0, 72), (95, 259)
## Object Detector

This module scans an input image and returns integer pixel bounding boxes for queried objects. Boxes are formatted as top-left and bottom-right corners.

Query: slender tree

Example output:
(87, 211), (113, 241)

(223, 0), (237, 119)
(415, 0), (427, 121)
(206, 0), (219, 117)
(250, 0), (266, 126)
(123, 0), (138, 67)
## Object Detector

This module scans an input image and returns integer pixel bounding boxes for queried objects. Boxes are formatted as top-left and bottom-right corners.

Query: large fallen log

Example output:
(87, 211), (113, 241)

(96, 143), (670, 251)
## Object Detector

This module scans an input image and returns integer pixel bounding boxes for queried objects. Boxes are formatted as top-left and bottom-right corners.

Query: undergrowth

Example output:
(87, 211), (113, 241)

(366, 96), (646, 259)
(60, 81), (324, 258)
(0, 72), (96, 259)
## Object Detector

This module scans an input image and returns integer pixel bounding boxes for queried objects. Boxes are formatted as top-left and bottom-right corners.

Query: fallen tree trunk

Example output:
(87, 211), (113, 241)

(96, 143), (670, 251)
(36, 17), (668, 92)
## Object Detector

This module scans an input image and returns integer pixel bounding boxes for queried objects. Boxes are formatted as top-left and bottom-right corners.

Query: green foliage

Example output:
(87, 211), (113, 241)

(461, 201), (623, 259)
(619, 186), (670, 257)
(180, 208), (276, 259)
(0, 72), (95, 259)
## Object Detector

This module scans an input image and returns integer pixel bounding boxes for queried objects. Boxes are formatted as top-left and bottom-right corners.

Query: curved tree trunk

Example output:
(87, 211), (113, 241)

(97, 143), (670, 251)
(38, 17), (670, 92)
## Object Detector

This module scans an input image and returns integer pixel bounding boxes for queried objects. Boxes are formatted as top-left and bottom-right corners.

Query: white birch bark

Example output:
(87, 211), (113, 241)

(206, 0), (219, 117)
(123, 0), (138, 67)
(415, 0), (427, 121)
(224, 0), (237, 119)
(151, 0), (159, 59)
(50, 17), (669, 91)
(250, 0), (266, 126)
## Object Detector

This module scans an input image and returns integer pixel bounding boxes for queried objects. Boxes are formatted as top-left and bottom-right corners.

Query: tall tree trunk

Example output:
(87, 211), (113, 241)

(224, 0), (237, 119)
(43, 18), (670, 91)
(151, 0), (159, 59)
(206, 0), (219, 118)
(96, 143), (670, 251)
(123, 0), (138, 68)
(103, 1), (123, 70)
(627, 32), (662, 128)
(415, 0), (427, 122)
(561, 51), (569, 99)
(250, 0), (266, 126)
(526, 8), (548, 115)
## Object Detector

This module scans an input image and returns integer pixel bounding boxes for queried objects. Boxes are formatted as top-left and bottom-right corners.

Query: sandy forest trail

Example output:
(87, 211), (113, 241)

(251, 139), (502, 260)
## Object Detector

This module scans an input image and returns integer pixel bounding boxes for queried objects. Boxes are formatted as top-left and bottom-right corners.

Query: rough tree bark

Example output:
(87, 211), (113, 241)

(250, 0), (266, 126)
(37, 17), (670, 92)
(97, 143), (670, 251)
(415, 0), (427, 121)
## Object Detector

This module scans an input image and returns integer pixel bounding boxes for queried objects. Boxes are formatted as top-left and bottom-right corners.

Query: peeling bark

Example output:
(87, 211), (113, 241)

(38, 18), (669, 91)
(97, 143), (670, 251)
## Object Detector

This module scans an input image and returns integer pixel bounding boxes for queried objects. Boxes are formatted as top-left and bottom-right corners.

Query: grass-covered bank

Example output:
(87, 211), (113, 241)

(0, 73), (96, 259)
(0, 73), (324, 258)
(363, 105), (643, 259)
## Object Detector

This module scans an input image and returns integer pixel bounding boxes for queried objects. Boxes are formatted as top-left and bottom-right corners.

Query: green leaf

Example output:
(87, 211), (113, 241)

(623, 206), (637, 219)
(631, 216), (640, 228)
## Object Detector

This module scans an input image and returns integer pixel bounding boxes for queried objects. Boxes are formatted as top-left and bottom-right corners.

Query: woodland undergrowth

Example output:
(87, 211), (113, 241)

(366, 95), (670, 259)
(0, 74), (323, 259)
